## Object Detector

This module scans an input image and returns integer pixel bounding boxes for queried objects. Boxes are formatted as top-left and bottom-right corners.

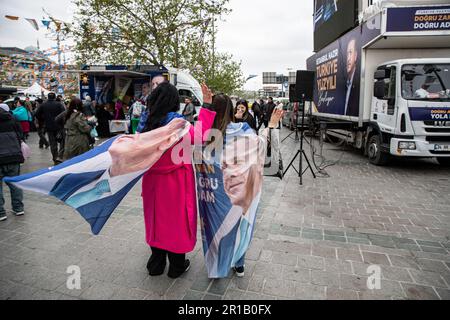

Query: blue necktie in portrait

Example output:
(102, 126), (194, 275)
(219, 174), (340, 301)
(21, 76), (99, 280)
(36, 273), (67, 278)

(66, 179), (111, 209)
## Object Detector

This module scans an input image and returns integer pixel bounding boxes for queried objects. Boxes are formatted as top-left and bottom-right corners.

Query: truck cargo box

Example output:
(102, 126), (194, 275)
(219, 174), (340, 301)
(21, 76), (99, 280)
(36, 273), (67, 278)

(307, 2), (450, 127)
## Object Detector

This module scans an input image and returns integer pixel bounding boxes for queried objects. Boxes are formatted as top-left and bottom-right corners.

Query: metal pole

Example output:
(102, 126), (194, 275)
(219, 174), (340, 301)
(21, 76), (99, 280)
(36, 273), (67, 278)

(57, 32), (62, 70)
(299, 94), (305, 185)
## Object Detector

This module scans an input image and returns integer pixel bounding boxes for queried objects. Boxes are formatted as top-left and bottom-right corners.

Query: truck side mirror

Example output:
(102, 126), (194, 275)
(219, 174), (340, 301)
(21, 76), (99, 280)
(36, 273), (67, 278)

(374, 80), (385, 99)
(374, 69), (390, 80)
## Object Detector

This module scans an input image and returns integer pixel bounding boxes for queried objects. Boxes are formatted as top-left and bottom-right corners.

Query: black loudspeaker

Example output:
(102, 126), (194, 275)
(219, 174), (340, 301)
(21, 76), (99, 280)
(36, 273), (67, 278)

(289, 84), (296, 102)
(294, 70), (315, 101)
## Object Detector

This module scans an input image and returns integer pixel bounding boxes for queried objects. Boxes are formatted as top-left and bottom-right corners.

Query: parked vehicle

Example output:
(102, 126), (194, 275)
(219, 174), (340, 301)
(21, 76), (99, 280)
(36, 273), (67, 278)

(282, 102), (310, 130)
(306, 0), (450, 166)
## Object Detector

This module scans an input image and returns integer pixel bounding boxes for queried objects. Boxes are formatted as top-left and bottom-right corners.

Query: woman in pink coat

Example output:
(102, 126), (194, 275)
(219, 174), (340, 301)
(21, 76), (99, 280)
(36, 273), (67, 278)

(140, 82), (215, 279)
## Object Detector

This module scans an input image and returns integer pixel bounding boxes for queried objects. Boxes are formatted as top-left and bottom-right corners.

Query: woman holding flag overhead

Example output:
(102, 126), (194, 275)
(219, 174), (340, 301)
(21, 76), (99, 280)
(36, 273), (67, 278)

(141, 82), (216, 279)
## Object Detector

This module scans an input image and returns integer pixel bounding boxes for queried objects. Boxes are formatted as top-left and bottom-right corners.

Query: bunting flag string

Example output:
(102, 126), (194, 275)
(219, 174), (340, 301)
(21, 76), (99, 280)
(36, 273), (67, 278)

(4, 14), (66, 32)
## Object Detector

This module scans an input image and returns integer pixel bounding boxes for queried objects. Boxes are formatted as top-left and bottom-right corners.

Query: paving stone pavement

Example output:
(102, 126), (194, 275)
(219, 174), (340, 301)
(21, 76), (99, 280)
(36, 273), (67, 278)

(1, 130), (449, 300)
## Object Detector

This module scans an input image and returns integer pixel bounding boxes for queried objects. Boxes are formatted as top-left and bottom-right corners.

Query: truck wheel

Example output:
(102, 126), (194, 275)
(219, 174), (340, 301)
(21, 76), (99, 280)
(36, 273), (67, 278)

(437, 157), (450, 166)
(367, 135), (389, 166)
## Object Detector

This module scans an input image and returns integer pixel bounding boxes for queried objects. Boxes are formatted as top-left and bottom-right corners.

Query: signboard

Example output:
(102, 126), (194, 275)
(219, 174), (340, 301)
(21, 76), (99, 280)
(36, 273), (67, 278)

(386, 6), (450, 32)
(307, 14), (381, 117)
(262, 72), (276, 84)
(409, 107), (450, 121)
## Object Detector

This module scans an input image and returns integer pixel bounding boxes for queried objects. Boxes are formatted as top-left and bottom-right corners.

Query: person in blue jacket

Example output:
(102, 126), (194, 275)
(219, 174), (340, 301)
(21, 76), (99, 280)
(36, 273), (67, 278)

(12, 99), (32, 140)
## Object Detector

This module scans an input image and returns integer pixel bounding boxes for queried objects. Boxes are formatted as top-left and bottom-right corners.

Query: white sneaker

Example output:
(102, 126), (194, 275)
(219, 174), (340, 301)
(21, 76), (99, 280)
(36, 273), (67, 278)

(13, 211), (24, 216)
(0, 215), (7, 221)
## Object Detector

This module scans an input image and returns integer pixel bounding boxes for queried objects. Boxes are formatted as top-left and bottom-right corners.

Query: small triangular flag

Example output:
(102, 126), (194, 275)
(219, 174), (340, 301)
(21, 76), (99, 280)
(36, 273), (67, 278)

(25, 18), (39, 31)
(5, 15), (19, 21)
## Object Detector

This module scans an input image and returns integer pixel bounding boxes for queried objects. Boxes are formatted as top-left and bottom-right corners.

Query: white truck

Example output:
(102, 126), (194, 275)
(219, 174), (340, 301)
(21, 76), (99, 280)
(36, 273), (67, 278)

(307, 0), (450, 165)
(167, 67), (204, 115)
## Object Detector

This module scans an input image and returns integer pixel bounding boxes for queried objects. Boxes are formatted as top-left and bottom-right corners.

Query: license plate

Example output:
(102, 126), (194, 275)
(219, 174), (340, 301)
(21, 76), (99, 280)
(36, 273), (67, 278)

(434, 144), (450, 151)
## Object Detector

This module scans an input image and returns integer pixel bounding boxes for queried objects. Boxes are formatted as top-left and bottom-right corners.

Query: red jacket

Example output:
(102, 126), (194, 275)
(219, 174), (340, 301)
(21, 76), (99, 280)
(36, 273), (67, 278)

(141, 108), (216, 253)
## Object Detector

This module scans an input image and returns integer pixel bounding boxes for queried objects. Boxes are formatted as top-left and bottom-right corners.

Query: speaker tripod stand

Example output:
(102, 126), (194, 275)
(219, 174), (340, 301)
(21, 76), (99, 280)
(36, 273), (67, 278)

(282, 97), (316, 185)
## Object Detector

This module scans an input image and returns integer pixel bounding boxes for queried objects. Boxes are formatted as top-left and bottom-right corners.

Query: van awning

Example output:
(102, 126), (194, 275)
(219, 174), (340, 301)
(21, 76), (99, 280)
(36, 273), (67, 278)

(68, 70), (151, 78)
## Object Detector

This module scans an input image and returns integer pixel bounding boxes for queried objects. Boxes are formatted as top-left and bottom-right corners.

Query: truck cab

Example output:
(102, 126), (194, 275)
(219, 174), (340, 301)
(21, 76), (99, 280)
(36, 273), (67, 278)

(370, 59), (450, 165)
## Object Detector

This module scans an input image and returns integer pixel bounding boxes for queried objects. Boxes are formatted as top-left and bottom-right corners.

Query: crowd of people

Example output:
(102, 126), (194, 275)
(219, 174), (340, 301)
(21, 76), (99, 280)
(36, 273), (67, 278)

(0, 79), (284, 280)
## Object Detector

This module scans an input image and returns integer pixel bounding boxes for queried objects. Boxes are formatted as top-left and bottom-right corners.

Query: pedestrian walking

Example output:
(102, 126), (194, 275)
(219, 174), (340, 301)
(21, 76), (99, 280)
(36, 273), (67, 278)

(35, 93), (66, 165)
(261, 97), (276, 128)
(12, 99), (32, 141)
(82, 96), (96, 117)
(114, 100), (125, 120)
(63, 98), (95, 161)
(182, 97), (196, 124)
(141, 82), (215, 279)
(95, 104), (113, 138)
(34, 98), (49, 149)
(0, 104), (25, 221)
(251, 100), (262, 128)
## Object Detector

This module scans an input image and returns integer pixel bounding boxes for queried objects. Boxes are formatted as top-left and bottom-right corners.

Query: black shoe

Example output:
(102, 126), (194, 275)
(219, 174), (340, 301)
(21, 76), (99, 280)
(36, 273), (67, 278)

(39, 145), (44, 149)
(45, 145), (50, 149)
(233, 266), (245, 277)
(168, 259), (190, 279)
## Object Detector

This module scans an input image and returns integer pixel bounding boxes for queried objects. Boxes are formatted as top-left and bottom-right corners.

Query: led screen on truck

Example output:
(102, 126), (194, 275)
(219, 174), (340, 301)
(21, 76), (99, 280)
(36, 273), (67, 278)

(313, 0), (358, 52)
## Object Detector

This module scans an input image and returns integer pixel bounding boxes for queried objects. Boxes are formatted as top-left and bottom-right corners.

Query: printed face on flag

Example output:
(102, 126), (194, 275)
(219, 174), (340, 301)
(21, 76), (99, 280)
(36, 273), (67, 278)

(109, 118), (189, 177)
(222, 135), (264, 214)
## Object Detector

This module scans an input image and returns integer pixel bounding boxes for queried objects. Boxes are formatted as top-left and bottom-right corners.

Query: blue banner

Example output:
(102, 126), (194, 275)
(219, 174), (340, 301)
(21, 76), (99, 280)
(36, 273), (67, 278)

(409, 107), (450, 121)
(386, 6), (450, 32)
(195, 123), (265, 278)
(5, 119), (190, 235)
(307, 14), (381, 117)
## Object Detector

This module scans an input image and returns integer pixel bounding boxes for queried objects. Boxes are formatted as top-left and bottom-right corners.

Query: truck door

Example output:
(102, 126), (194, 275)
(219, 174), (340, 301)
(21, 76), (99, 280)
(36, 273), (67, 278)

(372, 65), (398, 134)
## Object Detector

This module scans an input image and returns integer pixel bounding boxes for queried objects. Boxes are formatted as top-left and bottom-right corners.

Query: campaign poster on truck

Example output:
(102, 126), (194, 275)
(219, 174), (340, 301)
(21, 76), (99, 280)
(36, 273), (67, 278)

(307, 15), (381, 117)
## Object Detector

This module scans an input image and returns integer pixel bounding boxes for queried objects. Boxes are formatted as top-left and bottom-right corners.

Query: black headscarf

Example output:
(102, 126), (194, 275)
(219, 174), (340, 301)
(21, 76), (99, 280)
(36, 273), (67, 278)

(143, 82), (180, 132)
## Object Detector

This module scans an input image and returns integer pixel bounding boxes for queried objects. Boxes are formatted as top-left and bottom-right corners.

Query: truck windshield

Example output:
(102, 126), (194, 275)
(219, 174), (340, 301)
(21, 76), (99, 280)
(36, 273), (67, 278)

(402, 64), (450, 102)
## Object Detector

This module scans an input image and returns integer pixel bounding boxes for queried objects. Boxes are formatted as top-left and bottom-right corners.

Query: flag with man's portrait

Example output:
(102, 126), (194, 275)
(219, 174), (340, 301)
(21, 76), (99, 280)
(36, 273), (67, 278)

(195, 122), (266, 278)
(5, 120), (190, 235)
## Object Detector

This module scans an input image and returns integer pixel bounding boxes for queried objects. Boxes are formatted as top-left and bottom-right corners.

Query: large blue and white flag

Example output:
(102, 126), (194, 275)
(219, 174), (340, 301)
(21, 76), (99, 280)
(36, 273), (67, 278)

(195, 123), (267, 278)
(5, 119), (190, 235)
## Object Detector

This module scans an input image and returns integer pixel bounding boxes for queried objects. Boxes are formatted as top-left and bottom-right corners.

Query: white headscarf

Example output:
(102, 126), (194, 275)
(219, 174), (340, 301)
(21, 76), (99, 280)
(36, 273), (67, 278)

(0, 103), (10, 112)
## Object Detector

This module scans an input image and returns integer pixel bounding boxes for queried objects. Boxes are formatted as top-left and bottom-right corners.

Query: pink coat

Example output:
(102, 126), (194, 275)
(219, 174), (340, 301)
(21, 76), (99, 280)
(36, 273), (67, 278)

(142, 109), (216, 254)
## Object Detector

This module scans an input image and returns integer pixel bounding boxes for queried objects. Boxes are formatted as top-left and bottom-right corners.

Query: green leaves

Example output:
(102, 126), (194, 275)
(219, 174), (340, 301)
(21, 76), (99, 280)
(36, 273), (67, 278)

(68, 0), (242, 94)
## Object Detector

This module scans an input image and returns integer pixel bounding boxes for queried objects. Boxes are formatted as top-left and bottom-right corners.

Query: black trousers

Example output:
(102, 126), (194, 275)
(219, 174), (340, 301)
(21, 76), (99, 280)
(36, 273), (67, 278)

(38, 127), (49, 148)
(47, 130), (64, 162)
(147, 247), (186, 278)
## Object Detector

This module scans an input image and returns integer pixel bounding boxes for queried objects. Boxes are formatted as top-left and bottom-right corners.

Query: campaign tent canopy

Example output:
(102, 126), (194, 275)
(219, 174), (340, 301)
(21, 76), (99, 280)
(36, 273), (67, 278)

(18, 82), (51, 97)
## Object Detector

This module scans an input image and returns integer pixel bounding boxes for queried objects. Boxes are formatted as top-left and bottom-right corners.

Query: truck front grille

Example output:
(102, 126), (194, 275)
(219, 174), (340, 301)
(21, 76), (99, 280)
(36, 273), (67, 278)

(424, 128), (450, 133)
(426, 136), (450, 143)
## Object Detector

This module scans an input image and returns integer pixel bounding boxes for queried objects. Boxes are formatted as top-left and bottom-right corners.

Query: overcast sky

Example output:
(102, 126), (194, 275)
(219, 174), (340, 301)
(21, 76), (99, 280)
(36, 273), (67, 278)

(0, 0), (314, 90)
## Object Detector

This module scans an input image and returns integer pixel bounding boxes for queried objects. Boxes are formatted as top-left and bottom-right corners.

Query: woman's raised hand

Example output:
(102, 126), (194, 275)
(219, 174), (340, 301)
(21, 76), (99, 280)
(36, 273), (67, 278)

(201, 83), (213, 104)
(268, 109), (284, 129)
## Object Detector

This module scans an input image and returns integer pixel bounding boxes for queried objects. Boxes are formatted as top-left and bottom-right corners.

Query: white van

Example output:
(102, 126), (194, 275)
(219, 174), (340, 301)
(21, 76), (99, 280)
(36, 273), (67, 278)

(167, 67), (204, 115)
